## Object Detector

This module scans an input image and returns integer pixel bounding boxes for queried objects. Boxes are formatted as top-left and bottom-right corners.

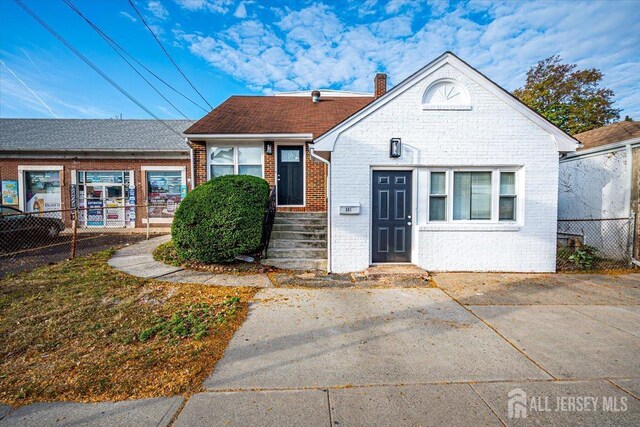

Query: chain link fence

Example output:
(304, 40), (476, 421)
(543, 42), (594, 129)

(1, 203), (171, 277)
(557, 216), (635, 271)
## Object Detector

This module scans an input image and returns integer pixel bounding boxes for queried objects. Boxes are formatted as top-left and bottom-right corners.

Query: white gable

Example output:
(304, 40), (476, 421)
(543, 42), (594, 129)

(313, 52), (578, 154)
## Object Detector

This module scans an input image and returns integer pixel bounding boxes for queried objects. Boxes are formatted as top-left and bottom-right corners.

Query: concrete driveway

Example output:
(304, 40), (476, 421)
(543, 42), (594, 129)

(172, 273), (640, 426)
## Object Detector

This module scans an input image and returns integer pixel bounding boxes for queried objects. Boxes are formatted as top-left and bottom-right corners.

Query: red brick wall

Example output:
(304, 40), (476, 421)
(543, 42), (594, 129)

(190, 140), (207, 186)
(191, 141), (327, 212)
(264, 142), (327, 212)
(0, 157), (191, 228)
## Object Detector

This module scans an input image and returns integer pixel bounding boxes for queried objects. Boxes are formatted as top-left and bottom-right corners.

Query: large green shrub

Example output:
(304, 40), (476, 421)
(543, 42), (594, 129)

(171, 175), (270, 263)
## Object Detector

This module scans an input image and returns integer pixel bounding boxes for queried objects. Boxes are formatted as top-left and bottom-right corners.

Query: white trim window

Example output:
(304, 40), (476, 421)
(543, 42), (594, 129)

(142, 166), (187, 223)
(428, 171), (447, 221)
(208, 145), (264, 179)
(498, 172), (517, 221)
(427, 168), (520, 223)
(18, 165), (64, 217)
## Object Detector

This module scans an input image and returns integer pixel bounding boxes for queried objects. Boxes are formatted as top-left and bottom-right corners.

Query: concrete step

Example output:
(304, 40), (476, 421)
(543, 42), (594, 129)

(276, 212), (326, 218)
(271, 230), (327, 240)
(269, 239), (327, 249)
(271, 223), (327, 232)
(274, 217), (327, 225)
(266, 247), (327, 259)
(261, 257), (327, 271)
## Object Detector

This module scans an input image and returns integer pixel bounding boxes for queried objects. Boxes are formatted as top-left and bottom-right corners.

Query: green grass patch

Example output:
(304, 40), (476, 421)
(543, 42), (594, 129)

(139, 298), (241, 342)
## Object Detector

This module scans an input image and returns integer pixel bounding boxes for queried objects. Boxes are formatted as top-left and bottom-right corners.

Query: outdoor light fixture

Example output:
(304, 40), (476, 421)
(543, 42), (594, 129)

(265, 141), (273, 155)
(390, 138), (401, 158)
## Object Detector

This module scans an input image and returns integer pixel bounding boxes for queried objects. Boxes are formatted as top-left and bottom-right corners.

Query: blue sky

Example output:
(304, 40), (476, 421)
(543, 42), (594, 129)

(1, 0), (639, 121)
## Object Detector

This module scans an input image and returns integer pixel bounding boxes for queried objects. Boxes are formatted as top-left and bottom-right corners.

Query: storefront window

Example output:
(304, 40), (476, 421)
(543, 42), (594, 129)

(147, 170), (185, 219)
(24, 170), (61, 217)
(76, 171), (130, 227)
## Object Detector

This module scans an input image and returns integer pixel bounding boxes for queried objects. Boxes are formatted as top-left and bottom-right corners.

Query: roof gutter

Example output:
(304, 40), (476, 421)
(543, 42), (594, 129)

(183, 133), (313, 141)
(310, 147), (332, 273)
(560, 137), (640, 161)
(188, 138), (195, 191)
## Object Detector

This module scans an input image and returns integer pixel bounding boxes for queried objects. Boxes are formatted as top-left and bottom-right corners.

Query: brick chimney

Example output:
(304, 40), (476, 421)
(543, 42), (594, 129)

(374, 73), (387, 98)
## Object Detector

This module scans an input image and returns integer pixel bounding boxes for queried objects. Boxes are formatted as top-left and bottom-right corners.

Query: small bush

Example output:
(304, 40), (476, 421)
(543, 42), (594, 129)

(171, 175), (270, 263)
(567, 245), (598, 270)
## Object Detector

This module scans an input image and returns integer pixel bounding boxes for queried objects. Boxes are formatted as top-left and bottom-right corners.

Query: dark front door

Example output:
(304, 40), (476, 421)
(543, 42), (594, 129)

(372, 170), (412, 263)
(277, 145), (304, 206)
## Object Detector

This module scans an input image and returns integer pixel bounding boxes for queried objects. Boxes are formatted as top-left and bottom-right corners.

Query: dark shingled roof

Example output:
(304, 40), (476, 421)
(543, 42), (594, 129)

(0, 119), (192, 152)
(573, 121), (640, 150)
(184, 95), (374, 138)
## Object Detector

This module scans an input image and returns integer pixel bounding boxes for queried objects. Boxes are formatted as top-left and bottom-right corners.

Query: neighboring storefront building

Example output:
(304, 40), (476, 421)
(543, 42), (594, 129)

(0, 119), (192, 228)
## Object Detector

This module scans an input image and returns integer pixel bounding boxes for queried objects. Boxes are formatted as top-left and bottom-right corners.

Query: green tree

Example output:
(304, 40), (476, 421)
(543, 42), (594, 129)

(513, 56), (620, 134)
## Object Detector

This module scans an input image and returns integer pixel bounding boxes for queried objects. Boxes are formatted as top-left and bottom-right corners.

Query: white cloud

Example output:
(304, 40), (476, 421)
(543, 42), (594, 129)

(119, 11), (137, 22)
(173, 0), (233, 14)
(234, 2), (247, 18)
(178, 0), (640, 118)
(146, 1), (169, 20)
(384, 0), (413, 14)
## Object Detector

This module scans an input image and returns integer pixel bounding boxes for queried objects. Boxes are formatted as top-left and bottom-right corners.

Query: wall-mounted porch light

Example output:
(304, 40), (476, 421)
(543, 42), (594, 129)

(390, 138), (401, 158)
(265, 141), (273, 155)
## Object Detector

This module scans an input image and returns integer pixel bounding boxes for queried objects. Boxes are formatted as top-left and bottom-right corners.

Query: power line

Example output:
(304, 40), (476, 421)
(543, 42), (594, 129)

(62, 0), (191, 120)
(128, 0), (213, 110)
(13, 0), (184, 138)
(63, 0), (208, 114)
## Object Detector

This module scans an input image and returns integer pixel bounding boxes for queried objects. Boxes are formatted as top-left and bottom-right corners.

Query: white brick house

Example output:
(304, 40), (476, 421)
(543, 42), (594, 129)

(312, 52), (578, 273)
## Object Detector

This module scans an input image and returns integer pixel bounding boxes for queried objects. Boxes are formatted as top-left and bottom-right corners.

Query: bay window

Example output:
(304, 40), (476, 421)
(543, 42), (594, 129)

(428, 169), (520, 223)
(209, 145), (263, 179)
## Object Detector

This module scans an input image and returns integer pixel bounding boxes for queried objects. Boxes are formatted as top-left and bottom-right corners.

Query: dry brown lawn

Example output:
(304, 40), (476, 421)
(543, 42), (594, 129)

(0, 250), (257, 407)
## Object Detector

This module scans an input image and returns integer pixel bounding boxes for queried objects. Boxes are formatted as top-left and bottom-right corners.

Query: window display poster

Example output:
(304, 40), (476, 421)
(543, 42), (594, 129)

(69, 184), (77, 209)
(24, 171), (61, 213)
(127, 187), (136, 222)
(2, 180), (18, 205)
(147, 171), (183, 218)
(87, 199), (104, 226)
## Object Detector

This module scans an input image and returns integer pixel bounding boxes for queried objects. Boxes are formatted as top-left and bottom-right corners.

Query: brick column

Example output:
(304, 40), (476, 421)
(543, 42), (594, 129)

(189, 140), (207, 186)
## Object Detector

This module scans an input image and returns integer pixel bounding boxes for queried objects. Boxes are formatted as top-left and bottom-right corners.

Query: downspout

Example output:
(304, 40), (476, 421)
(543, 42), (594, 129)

(310, 146), (331, 273)
(187, 138), (195, 190)
(627, 143), (639, 267)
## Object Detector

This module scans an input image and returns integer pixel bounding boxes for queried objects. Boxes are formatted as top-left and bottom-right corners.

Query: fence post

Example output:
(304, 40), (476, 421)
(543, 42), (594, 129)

(629, 212), (636, 266)
(71, 208), (78, 259)
(146, 201), (150, 241)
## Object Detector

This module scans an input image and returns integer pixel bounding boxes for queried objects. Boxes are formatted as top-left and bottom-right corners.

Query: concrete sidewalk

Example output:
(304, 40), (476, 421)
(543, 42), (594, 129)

(174, 285), (638, 426)
(174, 380), (639, 427)
(0, 397), (183, 427)
(107, 235), (273, 287)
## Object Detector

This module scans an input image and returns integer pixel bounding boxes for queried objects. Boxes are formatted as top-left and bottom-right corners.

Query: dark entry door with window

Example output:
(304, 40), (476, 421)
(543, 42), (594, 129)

(277, 146), (304, 206)
(372, 171), (412, 263)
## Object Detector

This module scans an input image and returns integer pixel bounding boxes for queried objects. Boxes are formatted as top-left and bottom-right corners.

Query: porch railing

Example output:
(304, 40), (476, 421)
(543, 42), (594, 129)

(260, 186), (277, 258)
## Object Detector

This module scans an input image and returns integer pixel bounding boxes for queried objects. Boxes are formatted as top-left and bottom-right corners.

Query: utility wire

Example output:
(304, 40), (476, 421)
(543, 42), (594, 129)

(13, 0), (184, 138)
(63, 0), (191, 120)
(128, 0), (213, 110)
(63, 0), (207, 113)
